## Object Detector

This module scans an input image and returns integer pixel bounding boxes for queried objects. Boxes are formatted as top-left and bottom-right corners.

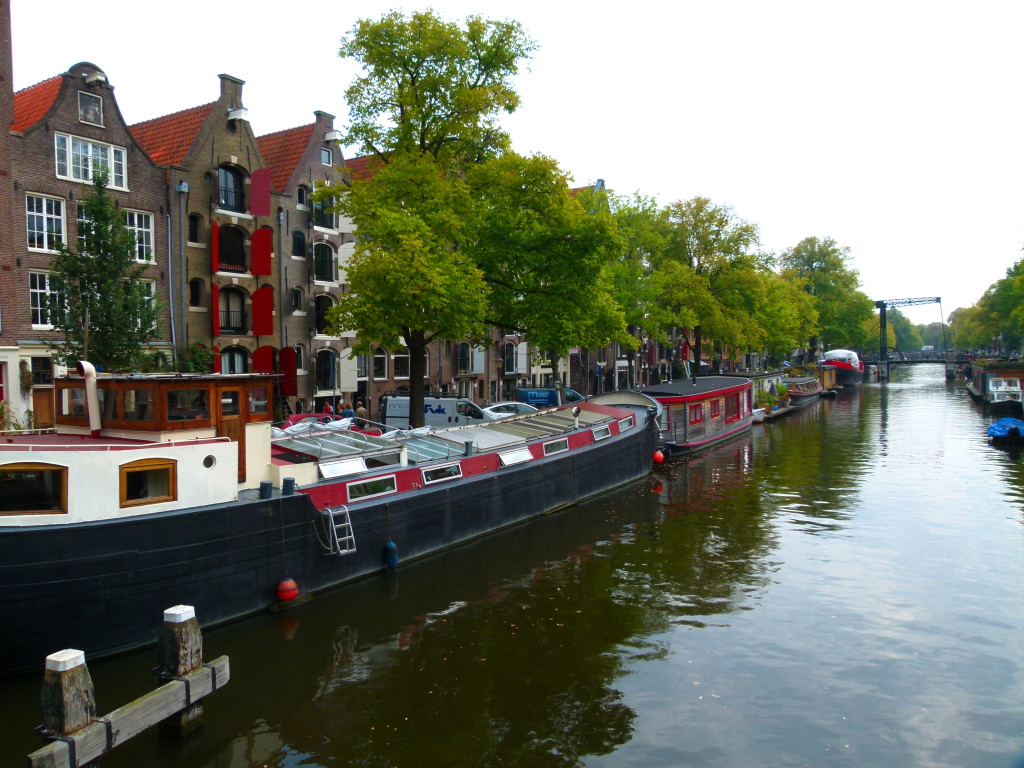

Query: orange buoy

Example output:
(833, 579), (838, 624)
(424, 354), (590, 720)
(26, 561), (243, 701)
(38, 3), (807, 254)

(277, 577), (299, 601)
(653, 450), (664, 464)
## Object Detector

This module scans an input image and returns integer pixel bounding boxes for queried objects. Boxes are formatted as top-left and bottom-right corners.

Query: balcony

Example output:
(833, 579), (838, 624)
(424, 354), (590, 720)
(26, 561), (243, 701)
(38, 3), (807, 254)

(220, 309), (247, 334)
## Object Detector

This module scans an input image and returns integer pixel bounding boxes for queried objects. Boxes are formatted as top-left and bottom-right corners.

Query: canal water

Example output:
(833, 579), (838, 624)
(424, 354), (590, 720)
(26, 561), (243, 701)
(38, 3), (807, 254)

(4, 363), (1023, 767)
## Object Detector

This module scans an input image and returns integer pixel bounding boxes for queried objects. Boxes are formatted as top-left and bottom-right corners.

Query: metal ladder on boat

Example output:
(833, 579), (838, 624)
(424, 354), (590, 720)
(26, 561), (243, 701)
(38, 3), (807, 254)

(323, 505), (356, 556)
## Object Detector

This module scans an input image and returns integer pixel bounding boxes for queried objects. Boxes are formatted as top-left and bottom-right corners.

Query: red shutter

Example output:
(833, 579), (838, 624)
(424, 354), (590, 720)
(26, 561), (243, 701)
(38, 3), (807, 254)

(250, 169), (271, 216)
(212, 346), (222, 374)
(211, 283), (220, 336)
(279, 346), (297, 396)
(251, 227), (272, 276)
(251, 285), (274, 336)
(211, 221), (220, 273)
(253, 345), (275, 374)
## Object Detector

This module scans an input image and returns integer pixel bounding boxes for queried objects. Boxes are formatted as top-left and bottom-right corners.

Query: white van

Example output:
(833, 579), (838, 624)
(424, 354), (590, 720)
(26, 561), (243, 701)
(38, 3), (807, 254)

(379, 395), (493, 429)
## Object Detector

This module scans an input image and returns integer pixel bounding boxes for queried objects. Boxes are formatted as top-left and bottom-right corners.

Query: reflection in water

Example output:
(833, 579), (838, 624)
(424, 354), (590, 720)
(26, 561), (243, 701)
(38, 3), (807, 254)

(3, 365), (1024, 768)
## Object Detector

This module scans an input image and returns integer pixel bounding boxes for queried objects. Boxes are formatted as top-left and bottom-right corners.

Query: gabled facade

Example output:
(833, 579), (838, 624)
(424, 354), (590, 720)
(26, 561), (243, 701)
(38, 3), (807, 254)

(257, 111), (353, 414)
(131, 74), (278, 384)
(4, 61), (170, 426)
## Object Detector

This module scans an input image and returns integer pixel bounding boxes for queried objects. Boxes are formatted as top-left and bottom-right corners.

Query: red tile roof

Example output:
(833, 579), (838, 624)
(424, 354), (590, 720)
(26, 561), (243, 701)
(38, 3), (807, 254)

(256, 123), (315, 192)
(130, 103), (215, 166)
(12, 76), (62, 132)
(345, 154), (384, 181)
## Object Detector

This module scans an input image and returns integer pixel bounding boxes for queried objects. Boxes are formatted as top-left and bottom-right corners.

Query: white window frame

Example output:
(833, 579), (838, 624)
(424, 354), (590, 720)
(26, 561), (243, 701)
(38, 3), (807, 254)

(27, 194), (65, 252)
(321, 148), (332, 165)
(124, 210), (154, 262)
(55, 133), (126, 189)
(543, 438), (569, 456)
(30, 271), (57, 328)
(421, 462), (463, 486)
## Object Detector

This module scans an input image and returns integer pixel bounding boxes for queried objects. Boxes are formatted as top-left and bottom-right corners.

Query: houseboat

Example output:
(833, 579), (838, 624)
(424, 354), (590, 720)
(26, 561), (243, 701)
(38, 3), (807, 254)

(782, 376), (824, 408)
(0, 364), (660, 674)
(639, 376), (755, 458)
(821, 349), (865, 387)
(965, 359), (1024, 414)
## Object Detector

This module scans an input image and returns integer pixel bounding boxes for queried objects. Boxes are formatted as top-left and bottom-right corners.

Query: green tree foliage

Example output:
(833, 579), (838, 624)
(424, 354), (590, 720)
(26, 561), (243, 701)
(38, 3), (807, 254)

(328, 153), (490, 409)
(883, 308), (923, 354)
(779, 236), (874, 353)
(657, 197), (763, 369)
(755, 267), (818, 365)
(47, 171), (158, 371)
(949, 259), (1024, 354)
(917, 321), (950, 350)
(329, 10), (534, 426)
(465, 154), (633, 391)
(339, 10), (535, 163)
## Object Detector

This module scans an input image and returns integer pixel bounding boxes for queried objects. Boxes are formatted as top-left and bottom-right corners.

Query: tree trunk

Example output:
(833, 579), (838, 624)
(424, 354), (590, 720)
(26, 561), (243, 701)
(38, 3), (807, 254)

(547, 350), (564, 405)
(408, 330), (428, 428)
(693, 326), (703, 376)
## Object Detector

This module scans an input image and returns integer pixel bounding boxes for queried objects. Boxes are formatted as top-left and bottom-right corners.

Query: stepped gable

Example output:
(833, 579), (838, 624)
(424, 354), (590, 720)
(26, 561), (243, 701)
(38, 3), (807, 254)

(12, 75), (61, 131)
(257, 123), (315, 192)
(344, 154), (384, 181)
(130, 102), (215, 166)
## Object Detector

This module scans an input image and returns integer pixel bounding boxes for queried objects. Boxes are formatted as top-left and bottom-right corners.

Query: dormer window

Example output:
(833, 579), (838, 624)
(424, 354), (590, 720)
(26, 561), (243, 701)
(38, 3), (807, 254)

(321, 148), (332, 166)
(217, 166), (245, 213)
(78, 92), (102, 126)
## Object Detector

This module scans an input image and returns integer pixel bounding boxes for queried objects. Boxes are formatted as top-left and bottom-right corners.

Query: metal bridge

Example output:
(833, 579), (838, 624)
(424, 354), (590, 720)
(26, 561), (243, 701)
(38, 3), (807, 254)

(873, 297), (944, 364)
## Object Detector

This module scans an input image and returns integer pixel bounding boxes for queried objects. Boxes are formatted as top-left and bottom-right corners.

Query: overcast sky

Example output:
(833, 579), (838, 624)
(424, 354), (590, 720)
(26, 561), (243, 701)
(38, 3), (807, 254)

(13, 0), (1024, 326)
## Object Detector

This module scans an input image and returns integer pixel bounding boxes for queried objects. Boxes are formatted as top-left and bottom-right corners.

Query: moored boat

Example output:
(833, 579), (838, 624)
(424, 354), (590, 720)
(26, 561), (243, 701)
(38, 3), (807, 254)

(965, 359), (1024, 415)
(0, 364), (660, 674)
(782, 376), (824, 408)
(987, 417), (1024, 444)
(821, 349), (865, 387)
(638, 376), (755, 458)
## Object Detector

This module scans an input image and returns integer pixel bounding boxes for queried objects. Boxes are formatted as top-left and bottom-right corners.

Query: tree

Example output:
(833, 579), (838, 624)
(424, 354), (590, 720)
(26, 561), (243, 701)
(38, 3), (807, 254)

(657, 197), (763, 372)
(755, 266), (818, 366)
(779, 236), (874, 354)
(339, 10), (535, 164)
(464, 154), (634, 398)
(47, 171), (158, 371)
(328, 10), (535, 426)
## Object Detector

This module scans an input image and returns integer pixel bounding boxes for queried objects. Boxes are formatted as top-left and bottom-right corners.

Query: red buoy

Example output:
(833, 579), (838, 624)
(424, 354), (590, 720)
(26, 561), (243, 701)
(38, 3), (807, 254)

(653, 450), (664, 464)
(277, 577), (299, 601)
(652, 480), (664, 494)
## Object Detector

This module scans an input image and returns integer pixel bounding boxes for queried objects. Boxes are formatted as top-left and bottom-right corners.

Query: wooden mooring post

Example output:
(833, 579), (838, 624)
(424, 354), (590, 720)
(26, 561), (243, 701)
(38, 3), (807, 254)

(28, 606), (229, 768)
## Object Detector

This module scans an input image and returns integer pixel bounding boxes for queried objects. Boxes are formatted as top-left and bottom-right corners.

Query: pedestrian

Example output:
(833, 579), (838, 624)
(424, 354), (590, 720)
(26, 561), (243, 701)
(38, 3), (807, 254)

(354, 400), (367, 428)
(341, 401), (356, 419)
(322, 400), (333, 415)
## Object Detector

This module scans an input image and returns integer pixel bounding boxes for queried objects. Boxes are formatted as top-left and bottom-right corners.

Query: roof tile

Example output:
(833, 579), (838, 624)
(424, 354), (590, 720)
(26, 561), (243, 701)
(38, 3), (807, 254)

(12, 76), (62, 132)
(256, 124), (316, 192)
(345, 155), (384, 181)
(130, 103), (215, 166)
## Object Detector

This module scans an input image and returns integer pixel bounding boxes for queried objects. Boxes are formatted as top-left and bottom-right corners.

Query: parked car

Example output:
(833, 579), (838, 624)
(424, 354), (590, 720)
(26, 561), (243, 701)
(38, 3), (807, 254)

(482, 401), (540, 418)
(516, 388), (585, 407)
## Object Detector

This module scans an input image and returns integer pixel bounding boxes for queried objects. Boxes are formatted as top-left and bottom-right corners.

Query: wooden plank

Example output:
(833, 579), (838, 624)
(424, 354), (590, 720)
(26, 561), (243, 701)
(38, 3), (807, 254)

(27, 656), (229, 768)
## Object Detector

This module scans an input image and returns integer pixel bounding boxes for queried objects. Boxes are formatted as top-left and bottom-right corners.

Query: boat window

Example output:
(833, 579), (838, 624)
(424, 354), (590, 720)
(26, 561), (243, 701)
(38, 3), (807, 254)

(421, 462), (463, 485)
(167, 388), (210, 421)
(618, 416), (634, 431)
(120, 458), (177, 507)
(499, 447), (533, 466)
(710, 400), (721, 418)
(689, 404), (703, 425)
(123, 389), (154, 422)
(725, 393), (740, 421)
(591, 425), (611, 441)
(0, 463), (67, 515)
(220, 391), (240, 416)
(98, 388), (118, 420)
(60, 387), (87, 418)
(347, 474), (397, 501)
(543, 438), (569, 456)
(249, 385), (268, 415)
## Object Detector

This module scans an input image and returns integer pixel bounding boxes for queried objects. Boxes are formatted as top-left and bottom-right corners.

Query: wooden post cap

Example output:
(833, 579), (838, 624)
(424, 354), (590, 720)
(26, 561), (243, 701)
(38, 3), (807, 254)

(164, 605), (196, 623)
(44, 649), (85, 671)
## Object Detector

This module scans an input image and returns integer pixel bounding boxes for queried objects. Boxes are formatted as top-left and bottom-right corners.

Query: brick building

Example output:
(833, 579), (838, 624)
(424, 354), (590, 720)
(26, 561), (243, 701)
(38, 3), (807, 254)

(2, 61), (170, 425)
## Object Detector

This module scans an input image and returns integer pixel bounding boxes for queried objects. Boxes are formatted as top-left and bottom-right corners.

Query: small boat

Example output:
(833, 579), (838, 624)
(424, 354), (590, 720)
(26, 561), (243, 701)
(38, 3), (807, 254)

(752, 407), (766, 423)
(0, 364), (660, 674)
(987, 417), (1024, 443)
(639, 376), (755, 458)
(782, 376), (824, 408)
(966, 359), (1024, 415)
(821, 349), (865, 387)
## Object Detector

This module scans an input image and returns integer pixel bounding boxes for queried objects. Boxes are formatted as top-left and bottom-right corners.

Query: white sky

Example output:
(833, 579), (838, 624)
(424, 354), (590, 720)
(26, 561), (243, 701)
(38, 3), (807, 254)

(13, 0), (1024, 326)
